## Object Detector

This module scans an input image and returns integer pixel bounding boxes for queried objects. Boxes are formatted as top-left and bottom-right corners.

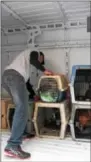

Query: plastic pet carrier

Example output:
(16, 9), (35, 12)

(33, 101), (70, 139)
(70, 103), (91, 142)
(7, 102), (35, 133)
(1, 99), (12, 129)
(70, 65), (91, 141)
(37, 75), (68, 103)
(70, 65), (91, 103)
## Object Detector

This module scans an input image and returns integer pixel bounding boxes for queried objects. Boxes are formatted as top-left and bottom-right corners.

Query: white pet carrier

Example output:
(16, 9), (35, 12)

(69, 65), (91, 142)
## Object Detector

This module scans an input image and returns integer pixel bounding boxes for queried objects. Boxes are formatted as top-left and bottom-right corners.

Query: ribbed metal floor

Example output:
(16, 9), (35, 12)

(1, 131), (90, 162)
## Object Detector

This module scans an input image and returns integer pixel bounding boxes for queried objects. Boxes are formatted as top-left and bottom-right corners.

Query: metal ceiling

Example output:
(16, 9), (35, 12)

(1, 1), (90, 30)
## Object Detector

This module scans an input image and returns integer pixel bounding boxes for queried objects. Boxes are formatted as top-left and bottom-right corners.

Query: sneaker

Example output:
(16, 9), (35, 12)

(4, 145), (31, 159)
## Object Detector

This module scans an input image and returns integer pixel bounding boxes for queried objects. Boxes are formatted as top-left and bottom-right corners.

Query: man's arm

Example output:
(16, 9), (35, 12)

(26, 79), (36, 97)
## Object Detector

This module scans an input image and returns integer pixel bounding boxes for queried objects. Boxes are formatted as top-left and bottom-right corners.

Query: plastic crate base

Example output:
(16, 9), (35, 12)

(70, 123), (91, 142)
(33, 101), (70, 139)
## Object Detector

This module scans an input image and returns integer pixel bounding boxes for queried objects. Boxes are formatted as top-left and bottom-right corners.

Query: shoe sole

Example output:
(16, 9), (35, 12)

(4, 151), (31, 159)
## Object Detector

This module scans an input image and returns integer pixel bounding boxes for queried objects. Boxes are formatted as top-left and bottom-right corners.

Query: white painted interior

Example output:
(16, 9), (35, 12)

(1, 1), (91, 161)
(1, 27), (90, 79)
(1, 1), (90, 28)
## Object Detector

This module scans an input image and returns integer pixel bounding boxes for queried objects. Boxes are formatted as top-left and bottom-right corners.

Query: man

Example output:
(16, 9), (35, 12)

(2, 48), (53, 159)
(23, 51), (45, 138)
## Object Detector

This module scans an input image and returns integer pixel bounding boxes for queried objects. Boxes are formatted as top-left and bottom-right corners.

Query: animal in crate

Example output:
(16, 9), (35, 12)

(74, 109), (91, 139)
(37, 75), (68, 103)
(44, 108), (61, 130)
(37, 107), (61, 136)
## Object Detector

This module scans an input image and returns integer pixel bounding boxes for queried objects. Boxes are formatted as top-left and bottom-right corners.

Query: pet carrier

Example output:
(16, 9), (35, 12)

(37, 75), (68, 103)
(70, 65), (91, 141)
(1, 98), (12, 129)
(7, 102), (35, 133)
(70, 65), (91, 103)
(33, 101), (70, 139)
(70, 103), (91, 142)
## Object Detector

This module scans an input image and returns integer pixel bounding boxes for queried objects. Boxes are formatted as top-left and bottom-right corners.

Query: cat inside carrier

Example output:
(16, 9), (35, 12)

(74, 109), (91, 139)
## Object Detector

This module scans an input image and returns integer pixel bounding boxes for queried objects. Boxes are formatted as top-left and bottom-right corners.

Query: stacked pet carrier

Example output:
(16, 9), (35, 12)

(33, 75), (71, 139)
(69, 65), (91, 142)
(7, 101), (35, 134)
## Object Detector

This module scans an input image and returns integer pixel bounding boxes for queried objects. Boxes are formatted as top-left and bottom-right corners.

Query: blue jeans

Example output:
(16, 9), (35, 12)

(2, 69), (28, 146)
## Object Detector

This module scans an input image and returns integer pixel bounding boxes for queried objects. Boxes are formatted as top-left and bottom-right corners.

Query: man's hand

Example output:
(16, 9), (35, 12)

(44, 70), (54, 75)
(34, 95), (40, 101)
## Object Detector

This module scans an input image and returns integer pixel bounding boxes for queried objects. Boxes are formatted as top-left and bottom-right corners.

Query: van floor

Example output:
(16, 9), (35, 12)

(1, 131), (90, 162)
